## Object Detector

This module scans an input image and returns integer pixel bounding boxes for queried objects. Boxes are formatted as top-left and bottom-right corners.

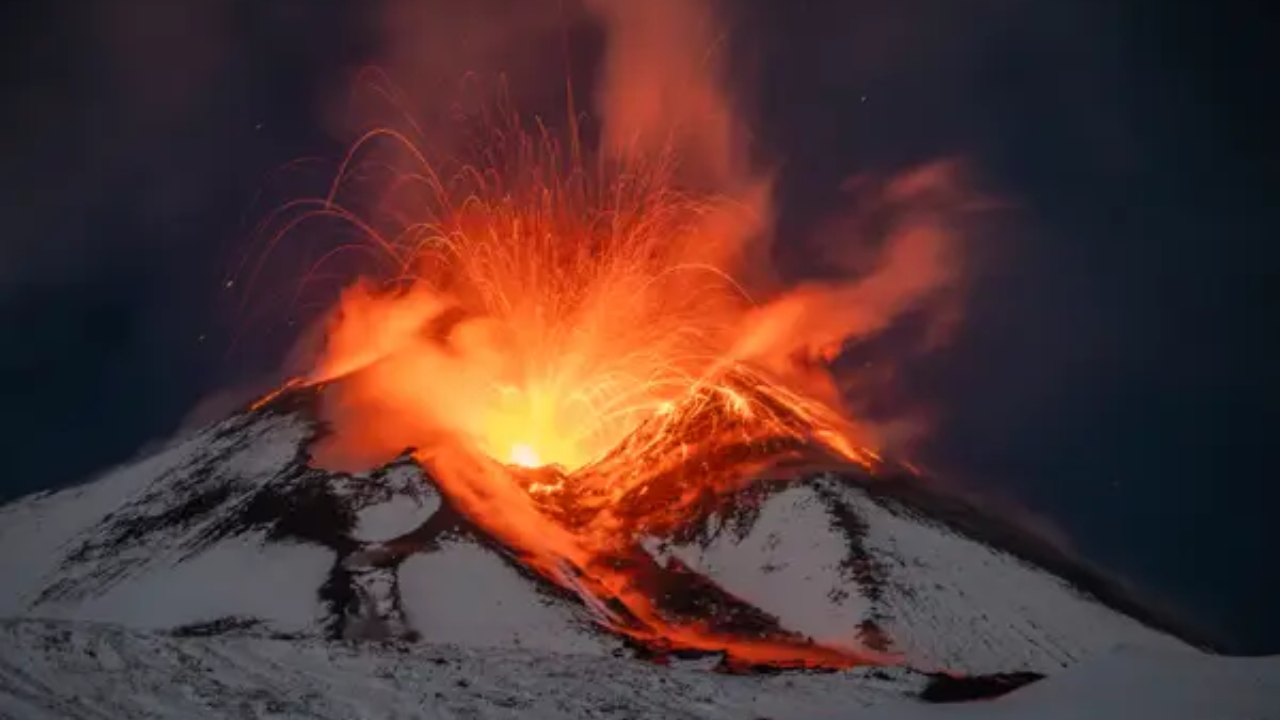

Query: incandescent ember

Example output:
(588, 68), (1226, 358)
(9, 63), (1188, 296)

(244, 5), (967, 662)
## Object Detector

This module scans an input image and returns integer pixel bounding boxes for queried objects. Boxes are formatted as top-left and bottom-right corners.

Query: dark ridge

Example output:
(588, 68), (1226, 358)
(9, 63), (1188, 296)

(609, 447), (807, 539)
(715, 659), (789, 676)
(357, 472), (598, 614)
(330, 460), (613, 641)
(670, 648), (726, 661)
(811, 483), (889, 603)
(217, 469), (359, 553)
(62, 483), (236, 568)
(239, 381), (325, 422)
(713, 655), (842, 676)
(370, 496), (477, 562)
(171, 616), (265, 638)
(664, 477), (795, 547)
(58, 431), (259, 569)
(640, 474), (899, 654)
(35, 410), (303, 604)
(345, 566), (421, 642)
(319, 560), (359, 639)
(201, 466), (364, 639)
(244, 392), (609, 641)
(645, 552), (788, 637)
(855, 619), (892, 654)
(809, 481), (894, 653)
(920, 671), (1045, 703)
(839, 471), (1228, 653)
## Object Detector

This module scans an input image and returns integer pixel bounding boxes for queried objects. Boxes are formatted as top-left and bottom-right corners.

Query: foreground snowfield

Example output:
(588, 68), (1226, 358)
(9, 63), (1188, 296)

(889, 646), (1280, 720)
(0, 619), (1276, 720)
(0, 619), (918, 720)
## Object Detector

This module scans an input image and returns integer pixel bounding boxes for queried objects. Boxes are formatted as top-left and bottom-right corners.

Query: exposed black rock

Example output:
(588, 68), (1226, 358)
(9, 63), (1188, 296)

(171, 616), (265, 638)
(920, 671), (1045, 702)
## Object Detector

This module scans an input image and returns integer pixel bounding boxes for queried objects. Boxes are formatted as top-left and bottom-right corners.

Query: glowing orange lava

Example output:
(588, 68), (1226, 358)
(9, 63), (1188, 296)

(248, 5), (965, 666)
(283, 121), (861, 466)
(259, 110), (958, 666)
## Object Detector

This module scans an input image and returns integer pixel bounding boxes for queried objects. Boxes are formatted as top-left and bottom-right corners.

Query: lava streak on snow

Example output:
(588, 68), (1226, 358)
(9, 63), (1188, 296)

(245, 0), (968, 671)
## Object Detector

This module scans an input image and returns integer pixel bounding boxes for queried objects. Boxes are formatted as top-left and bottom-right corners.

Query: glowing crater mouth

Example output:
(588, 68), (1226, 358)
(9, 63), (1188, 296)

(508, 443), (543, 468)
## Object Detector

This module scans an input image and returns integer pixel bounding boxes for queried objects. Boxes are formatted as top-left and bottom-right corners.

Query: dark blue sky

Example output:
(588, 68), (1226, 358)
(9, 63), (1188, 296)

(1, 1), (1273, 652)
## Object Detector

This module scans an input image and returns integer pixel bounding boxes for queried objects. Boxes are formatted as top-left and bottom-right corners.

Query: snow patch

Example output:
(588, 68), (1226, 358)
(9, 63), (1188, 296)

(832, 480), (1188, 674)
(0, 430), (218, 614)
(398, 540), (615, 656)
(36, 534), (332, 635)
(352, 491), (440, 543)
(663, 485), (876, 646)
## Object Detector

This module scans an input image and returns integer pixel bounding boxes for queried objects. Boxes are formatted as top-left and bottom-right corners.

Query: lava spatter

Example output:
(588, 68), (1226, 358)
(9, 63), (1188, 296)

(244, 0), (968, 669)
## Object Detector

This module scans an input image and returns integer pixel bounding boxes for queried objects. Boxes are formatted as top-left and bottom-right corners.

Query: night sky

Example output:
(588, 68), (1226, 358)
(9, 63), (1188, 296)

(1, 1), (1273, 652)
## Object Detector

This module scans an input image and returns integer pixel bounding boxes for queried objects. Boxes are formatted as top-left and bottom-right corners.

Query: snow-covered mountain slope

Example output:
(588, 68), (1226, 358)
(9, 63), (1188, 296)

(0, 387), (1208, 674)
(652, 478), (1191, 673)
(0, 397), (614, 656)
(1, 619), (1275, 720)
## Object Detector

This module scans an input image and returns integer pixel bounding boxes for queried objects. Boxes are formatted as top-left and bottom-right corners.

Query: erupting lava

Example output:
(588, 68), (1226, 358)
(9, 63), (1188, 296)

(247, 0), (965, 670)
(266, 118), (899, 666)
(252, 113), (962, 668)
(301, 178), (879, 478)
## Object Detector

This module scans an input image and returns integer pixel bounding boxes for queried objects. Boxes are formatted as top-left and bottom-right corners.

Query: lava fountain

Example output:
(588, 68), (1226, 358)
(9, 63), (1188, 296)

(246, 0), (967, 670)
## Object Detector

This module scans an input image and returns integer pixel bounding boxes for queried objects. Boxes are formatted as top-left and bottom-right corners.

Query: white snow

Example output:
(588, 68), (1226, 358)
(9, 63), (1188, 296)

(866, 646), (1280, 720)
(351, 489), (441, 543)
(660, 485), (877, 647)
(1, 619), (1275, 720)
(0, 414), (318, 630)
(833, 479), (1188, 673)
(0, 619), (920, 720)
(38, 534), (332, 635)
(0, 431), (211, 615)
(215, 417), (312, 481)
(398, 540), (616, 655)
(660, 476), (1188, 675)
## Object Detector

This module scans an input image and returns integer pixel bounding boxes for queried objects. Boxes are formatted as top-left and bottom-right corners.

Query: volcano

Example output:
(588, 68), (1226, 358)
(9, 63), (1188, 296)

(0, 383), (1206, 679)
